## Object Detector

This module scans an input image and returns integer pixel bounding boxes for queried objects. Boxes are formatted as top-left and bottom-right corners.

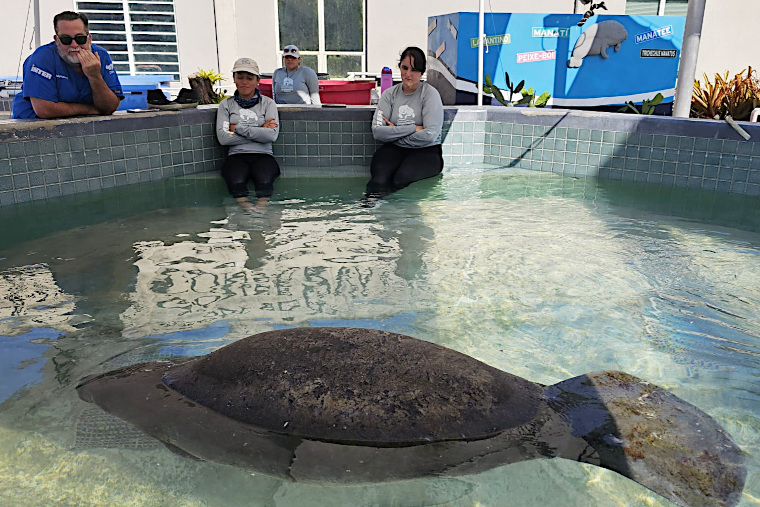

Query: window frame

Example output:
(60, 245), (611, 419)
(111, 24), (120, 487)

(273, 0), (366, 76)
(74, 0), (181, 79)
(626, 0), (688, 16)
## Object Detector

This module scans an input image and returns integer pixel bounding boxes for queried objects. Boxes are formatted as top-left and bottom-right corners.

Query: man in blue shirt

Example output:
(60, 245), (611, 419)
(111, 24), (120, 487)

(12, 11), (123, 119)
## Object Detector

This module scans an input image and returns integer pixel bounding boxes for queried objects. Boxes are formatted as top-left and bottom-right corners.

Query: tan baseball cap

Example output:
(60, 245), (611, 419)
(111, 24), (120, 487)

(232, 57), (260, 76)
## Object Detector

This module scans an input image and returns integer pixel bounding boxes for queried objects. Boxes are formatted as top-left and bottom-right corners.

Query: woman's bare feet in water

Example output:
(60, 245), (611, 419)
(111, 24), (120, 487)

(236, 197), (268, 214)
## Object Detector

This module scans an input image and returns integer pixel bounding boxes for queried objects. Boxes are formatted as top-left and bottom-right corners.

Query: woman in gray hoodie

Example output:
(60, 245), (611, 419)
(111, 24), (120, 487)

(366, 46), (444, 198)
(216, 57), (280, 212)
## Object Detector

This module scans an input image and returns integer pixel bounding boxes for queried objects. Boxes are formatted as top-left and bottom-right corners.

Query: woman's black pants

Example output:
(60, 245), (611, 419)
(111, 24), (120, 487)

(221, 153), (281, 199)
(366, 143), (443, 197)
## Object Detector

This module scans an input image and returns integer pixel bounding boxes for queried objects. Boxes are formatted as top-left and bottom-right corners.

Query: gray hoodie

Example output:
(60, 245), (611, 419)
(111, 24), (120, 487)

(372, 81), (443, 148)
(216, 94), (280, 156)
(272, 66), (321, 105)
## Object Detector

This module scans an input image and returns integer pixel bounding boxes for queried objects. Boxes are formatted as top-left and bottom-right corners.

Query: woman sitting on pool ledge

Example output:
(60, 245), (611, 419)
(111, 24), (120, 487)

(215, 57), (280, 212)
(366, 46), (444, 198)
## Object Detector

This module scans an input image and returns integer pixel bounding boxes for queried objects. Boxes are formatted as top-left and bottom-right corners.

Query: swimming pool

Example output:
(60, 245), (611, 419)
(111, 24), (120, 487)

(1, 167), (758, 506)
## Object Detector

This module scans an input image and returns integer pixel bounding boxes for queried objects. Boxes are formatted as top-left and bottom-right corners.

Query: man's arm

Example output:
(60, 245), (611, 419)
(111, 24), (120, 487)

(30, 97), (100, 118)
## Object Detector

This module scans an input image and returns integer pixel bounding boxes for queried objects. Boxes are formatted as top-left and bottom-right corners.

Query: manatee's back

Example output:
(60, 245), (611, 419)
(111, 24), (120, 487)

(163, 327), (543, 445)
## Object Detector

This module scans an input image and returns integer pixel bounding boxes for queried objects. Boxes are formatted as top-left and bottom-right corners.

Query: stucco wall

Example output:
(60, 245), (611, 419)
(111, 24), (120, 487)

(697, 0), (760, 77)
(0, 1), (756, 96)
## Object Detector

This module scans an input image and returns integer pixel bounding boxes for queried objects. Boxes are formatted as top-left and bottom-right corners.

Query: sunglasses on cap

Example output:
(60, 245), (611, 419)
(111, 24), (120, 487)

(58, 34), (89, 45)
(283, 48), (298, 54)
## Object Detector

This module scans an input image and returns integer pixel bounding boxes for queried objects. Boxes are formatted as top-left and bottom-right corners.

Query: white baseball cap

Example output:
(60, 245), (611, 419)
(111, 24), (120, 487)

(231, 57), (260, 76)
(282, 45), (301, 58)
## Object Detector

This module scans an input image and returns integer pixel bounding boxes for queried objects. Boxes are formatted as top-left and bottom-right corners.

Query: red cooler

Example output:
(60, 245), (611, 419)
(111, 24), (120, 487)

(258, 79), (375, 105)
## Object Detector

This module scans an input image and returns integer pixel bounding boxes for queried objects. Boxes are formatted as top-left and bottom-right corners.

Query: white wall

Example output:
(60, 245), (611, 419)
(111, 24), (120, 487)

(696, 0), (760, 78)
(174, 1), (218, 86)
(1, 1), (757, 96)
(4, 0), (67, 78)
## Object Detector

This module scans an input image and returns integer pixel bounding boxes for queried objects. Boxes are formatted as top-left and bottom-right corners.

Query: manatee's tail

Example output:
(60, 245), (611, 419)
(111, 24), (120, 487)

(544, 371), (746, 507)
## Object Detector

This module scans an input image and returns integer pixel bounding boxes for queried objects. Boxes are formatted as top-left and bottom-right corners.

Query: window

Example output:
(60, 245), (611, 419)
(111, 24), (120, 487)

(76, 0), (180, 80)
(275, 0), (365, 77)
(626, 0), (688, 16)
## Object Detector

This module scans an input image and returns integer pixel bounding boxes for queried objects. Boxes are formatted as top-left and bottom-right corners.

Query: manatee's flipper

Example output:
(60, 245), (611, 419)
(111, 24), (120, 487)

(600, 46), (610, 58)
(545, 371), (746, 507)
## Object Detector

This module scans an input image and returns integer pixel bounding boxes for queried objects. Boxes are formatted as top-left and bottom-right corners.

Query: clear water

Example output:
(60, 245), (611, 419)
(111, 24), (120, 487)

(1, 167), (759, 507)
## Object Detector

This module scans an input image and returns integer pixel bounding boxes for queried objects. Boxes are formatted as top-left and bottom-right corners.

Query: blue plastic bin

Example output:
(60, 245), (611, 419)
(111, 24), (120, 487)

(117, 75), (174, 110)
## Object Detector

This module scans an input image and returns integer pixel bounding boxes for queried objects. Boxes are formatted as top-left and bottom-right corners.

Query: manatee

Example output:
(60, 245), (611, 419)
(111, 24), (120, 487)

(568, 20), (628, 68)
(77, 327), (745, 507)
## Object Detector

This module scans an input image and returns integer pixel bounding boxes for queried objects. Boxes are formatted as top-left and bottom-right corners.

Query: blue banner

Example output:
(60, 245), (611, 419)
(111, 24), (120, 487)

(427, 12), (686, 107)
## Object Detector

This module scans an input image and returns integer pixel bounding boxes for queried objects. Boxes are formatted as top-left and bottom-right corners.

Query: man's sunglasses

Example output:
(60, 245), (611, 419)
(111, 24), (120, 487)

(58, 34), (89, 45)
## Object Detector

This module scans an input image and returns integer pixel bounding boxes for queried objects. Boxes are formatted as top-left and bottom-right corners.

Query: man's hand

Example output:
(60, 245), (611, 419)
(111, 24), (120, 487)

(77, 49), (102, 80)
(262, 117), (278, 129)
(382, 115), (395, 127)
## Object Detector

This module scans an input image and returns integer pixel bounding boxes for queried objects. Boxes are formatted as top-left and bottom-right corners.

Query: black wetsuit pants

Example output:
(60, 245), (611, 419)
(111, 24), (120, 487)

(366, 143), (443, 197)
(221, 153), (281, 199)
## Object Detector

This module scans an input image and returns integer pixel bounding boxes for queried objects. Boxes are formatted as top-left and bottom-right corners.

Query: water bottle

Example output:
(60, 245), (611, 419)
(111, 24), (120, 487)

(381, 67), (392, 94)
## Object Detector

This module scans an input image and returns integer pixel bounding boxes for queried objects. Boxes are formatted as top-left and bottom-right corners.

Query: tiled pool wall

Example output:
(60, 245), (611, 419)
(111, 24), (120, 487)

(1, 105), (759, 207)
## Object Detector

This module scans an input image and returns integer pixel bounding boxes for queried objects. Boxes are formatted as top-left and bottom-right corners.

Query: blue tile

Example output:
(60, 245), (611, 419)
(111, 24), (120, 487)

(733, 169), (749, 182)
(704, 165), (718, 179)
(84, 136), (98, 149)
(46, 185), (61, 198)
(723, 140), (738, 154)
(28, 171), (44, 186)
(69, 137), (85, 151)
(55, 138), (70, 153)
(678, 137), (694, 150)
(39, 140), (55, 154)
(8, 143), (25, 157)
(708, 139), (724, 152)
(10, 158), (27, 174)
(84, 151), (99, 164)
(59, 167), (73, 181)
(71, 152), (85, 165)
(86, 165), (100, 178)
(26, 156), (42, 171)
(73, 166), (87, 180)
(0, 175), (11, 191)
(14, 189), (32, 203)
(23, 141), (41, 156)
(12, 173), (29, 189)
(44, 169), (60, 184)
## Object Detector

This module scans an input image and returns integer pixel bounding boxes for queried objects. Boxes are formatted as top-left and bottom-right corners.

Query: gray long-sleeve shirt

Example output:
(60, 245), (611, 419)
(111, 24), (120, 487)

(272, 66), (321, 105)
(372, 81), (443, 148)
(216, 94), (280, 156)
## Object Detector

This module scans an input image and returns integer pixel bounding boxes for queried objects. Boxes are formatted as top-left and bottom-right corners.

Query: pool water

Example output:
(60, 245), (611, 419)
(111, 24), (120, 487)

(0, 167), (759, 506)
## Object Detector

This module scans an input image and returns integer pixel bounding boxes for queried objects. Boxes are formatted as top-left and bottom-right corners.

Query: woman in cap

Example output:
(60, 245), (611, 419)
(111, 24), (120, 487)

(272, 45), (321, 105)
(216, 57), (280, 212)
(366, 46), (444, 198)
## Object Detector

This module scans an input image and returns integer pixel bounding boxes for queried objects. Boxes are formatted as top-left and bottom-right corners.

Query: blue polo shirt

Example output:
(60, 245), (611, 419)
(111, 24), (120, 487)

(12, 42), (123, 119)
